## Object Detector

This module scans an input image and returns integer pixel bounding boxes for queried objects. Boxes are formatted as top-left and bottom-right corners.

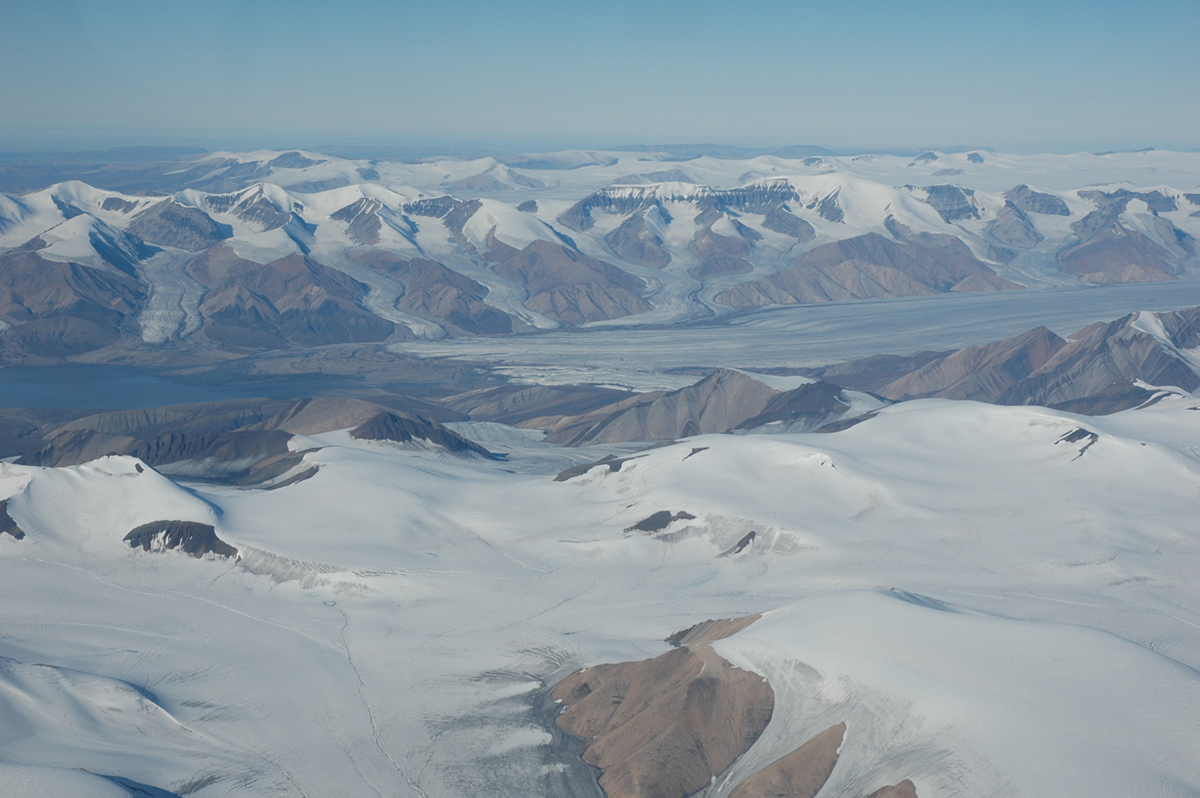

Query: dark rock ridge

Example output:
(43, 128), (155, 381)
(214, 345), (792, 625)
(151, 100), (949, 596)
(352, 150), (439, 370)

(604, 211), (672, 268)
(813, 189), (844, 223)
(128, 200), (233, 250)
(0, 243), (147, 358)
(558, 179), (801, 232)
(0, 500), (26, 540)
(716, 232), (1018, 307)
(553, 453), (646, 482)
(332, 197), (383, 244)
(486, 236), (651, 325)
(817, 307), (1200, 414)
(350, 411), (498, 458)
(205, 185), (292, 231)
(1058, 189), (1193, 283)
(989, 202), (1044, 248)
(187, 246), (395, 348)
(552, 615), (772, 798)
(13, 397), (495, 483)
(351, 250), (513, 334)
(880, 326), (1067, 402)
(624, 510), (696, 533)
(689, 206), (760, 277)
(124, 520), (237, 559)
(921, 184), (980, 222)
(1006, 185), (1070, 216)
(522, 369), (872, 446)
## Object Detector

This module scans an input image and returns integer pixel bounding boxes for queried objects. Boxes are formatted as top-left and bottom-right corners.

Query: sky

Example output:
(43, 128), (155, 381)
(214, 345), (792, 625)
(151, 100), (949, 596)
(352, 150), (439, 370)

(1, 0), (1198, 154)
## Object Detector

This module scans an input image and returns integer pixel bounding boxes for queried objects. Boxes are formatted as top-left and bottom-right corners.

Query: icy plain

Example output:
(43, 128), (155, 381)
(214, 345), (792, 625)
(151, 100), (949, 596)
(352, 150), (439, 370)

(2, 394), (1200, 796)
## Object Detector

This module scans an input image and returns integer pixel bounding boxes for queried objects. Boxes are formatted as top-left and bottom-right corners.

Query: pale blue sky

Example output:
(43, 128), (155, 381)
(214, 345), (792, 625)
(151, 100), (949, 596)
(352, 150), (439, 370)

(2, 0), (1197, 152)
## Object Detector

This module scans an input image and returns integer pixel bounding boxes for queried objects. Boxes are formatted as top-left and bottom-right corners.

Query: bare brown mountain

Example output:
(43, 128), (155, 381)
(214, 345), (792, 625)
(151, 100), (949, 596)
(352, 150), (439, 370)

(522, 369), (870, 446)
(604, 211), (672, 268)
(486, 236), (651, 324)
(728, 723), (846, 798)
(187, 246), (395, 347)
(813, 308), (1200, 413)
(351, 249), (513, 334)
(994, 310), (1200, 406)
(880, 326), (1067, 401)
(552, 616), (773, 798)
(0, 243), (146, 357)
(689, 208), (759, 277)
(716, 232), (1018, 308)
(331, 197), (383, 245)
(14, 397), (494, 482)
(128, 199), (232, 250)
(989, 203), (1044, 248)
(1058, 189), (1193, 283)
(866, 781), (919, 798)
(438, 383), (638, 425)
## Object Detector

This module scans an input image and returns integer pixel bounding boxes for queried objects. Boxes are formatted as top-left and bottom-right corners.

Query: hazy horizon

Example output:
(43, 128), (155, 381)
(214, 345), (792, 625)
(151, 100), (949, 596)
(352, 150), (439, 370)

(4, 0), (1198, 155)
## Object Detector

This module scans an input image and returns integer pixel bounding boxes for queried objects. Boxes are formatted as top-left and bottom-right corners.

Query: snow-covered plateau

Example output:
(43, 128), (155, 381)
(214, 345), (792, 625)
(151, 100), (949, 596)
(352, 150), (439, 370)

(2, 394), (1199, 796)
(3, 145), (1200, 797)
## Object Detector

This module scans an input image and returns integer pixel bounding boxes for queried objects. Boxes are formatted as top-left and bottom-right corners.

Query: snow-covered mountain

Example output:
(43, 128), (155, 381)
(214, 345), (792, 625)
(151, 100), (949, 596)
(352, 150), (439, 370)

(1, 148), (1199, 362)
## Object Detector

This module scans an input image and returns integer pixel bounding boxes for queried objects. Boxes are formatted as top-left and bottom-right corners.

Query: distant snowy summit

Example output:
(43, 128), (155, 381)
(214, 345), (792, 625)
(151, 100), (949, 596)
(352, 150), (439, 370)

(0, 147), (1198, 362)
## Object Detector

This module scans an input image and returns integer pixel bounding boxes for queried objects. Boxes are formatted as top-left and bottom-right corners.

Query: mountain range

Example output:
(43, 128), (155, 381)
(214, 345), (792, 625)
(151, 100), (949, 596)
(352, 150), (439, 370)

(1, 148), (1197, 363)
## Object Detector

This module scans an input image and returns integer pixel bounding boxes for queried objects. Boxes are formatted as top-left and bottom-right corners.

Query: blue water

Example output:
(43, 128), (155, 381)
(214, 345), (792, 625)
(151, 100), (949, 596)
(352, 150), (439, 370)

(0, 366), (237, 409)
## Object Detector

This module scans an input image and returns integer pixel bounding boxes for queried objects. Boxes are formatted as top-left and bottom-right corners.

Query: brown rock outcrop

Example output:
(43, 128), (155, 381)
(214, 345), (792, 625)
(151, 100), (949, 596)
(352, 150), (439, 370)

(0, 245), (146, 356)
(866, 779), (919, 798)
(351, 250), (513, 334)
(187, 246), (394, 347)
(128, 200), (232, 250)
(728, 722), (845, 798)
(553, 615), (772, 798)
(880, 326), (1067, 401)
(350, 410), (497, 458)
(488, 238), (651, 325)
(717, 232), (1018, 308)
(331, 197), (383, 245)
(604, 212), (672, 268)
(523, 370), (861, 446)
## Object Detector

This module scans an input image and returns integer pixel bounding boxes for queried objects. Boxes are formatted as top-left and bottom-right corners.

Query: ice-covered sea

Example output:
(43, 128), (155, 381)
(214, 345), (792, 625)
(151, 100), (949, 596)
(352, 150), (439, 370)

(394, 281), (1200, 389)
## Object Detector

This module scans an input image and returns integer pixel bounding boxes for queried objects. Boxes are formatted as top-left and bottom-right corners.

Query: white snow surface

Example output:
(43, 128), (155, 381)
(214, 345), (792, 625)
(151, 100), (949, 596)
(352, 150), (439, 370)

(2, 396), (1200, 796)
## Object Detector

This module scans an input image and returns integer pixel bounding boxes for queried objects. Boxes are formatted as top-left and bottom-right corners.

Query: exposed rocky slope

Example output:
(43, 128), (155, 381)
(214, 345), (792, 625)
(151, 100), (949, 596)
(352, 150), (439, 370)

(811, 307), (1200, 412)
(1, 149), (1199, 363)
(513, 369), (881, 446)
(350, 250), (513, 334)
(728, 722), (845, 798)
(187, 246), (395, 347)
(0, 499), (26, 540)
(487, 238), (651, 324)
(350, 410), (498, 458)
(716, 232), (1018, 307)
(1058, 189), (1193, 283)
(552, 616), (772, 798)
(124, 520), (238, 559)
(11, 397), (495, 483)
(0, 243), (146, 357)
